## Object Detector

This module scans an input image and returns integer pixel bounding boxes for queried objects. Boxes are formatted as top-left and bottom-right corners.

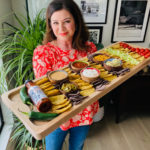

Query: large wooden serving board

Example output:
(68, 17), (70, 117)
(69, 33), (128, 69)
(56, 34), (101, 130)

(1, 42), (150, 140)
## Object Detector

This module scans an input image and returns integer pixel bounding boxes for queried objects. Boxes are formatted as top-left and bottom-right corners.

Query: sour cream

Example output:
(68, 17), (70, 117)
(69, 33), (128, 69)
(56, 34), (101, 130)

(82, 68), (99, 78)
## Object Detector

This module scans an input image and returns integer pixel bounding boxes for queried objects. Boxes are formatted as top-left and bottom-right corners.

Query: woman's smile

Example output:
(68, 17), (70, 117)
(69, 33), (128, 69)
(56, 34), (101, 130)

(59, 32), (68, 36)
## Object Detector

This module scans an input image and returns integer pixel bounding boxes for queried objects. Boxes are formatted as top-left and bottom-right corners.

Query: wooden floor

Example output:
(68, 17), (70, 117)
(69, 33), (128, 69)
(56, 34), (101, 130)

(63, 105), (150, 150)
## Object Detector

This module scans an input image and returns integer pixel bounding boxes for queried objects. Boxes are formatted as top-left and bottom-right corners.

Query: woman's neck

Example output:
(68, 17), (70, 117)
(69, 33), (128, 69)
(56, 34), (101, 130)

(54, 39), (73, 50)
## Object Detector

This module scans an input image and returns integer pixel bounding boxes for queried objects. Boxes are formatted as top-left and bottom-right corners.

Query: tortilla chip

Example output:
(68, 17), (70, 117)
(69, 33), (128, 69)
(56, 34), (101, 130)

(69, 74), (80, 80)
(104, 75), (117, 81)
(79, 85), (93, 90)
(52, 103), (72, 113)
(44, 86), (55, 92)
(49, 95), (68, 105)
(77, 82), (91, 86)
(46, 89), (60, 96)
(35, 77), (49, 85)
(80, 88), (95, 96)
(52, 100), (70, 110)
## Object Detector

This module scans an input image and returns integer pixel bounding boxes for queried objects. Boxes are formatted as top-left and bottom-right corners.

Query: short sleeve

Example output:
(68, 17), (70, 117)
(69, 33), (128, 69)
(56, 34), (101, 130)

(32, 45), (53, 79)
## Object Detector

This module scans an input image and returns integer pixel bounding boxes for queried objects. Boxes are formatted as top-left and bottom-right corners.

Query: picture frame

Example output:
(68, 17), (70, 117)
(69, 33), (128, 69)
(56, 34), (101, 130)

(88, 26), (103, 44)
(111, 0), (150, 43)
(75, 0), (109, 24)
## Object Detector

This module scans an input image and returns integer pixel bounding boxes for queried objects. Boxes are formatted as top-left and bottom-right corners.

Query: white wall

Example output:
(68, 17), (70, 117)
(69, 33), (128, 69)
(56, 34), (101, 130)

(0, 0), (13, 41)
(28, 0), (50, 21)
(11, 0), (26, 27)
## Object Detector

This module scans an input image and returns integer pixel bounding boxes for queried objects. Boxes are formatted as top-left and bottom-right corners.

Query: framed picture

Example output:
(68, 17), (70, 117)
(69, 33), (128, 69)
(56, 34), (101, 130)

(75, 0), (109, 24)
(88, 26), (103, 43)
(111, 0), (150, 43)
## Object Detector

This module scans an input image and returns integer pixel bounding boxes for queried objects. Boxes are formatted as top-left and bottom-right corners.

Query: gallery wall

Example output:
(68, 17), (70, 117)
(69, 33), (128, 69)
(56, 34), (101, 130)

(1, 0), (150, 48)
(27, 0), (150, 48)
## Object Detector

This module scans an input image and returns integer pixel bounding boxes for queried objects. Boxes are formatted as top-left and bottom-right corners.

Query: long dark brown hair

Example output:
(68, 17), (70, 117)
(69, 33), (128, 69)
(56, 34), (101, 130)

(42, 0), (90, 51)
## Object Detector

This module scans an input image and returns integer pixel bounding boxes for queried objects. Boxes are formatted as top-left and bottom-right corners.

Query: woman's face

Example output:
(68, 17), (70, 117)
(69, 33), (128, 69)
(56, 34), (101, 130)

(50, 9), (76, 41)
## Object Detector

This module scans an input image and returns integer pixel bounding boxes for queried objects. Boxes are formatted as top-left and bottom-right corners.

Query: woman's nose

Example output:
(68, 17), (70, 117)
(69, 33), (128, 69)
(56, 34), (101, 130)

(59, 23), (65, 32)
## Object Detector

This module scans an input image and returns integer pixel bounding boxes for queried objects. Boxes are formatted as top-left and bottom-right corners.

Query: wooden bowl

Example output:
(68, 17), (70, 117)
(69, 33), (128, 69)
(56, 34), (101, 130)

(60, 82), (78, 94)
(103, 58), (123, 72)
(80, 67), (100, 83)
(47, 70), (68, 84)
(88, 53), (110, 64)
(71, 60), (89, 72)
(92, 53), (110, 64)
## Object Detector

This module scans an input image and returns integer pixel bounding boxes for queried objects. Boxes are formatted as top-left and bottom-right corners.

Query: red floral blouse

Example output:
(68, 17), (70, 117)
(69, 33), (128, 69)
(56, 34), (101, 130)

(33, 41), (99, 130)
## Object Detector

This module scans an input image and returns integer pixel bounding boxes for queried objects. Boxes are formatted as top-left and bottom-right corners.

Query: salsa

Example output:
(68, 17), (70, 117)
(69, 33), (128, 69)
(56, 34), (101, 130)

(73, 62), (88, 68)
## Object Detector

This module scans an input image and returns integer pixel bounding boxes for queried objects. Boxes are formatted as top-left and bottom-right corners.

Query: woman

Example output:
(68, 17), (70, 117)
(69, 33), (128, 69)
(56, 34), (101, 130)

(33, 0), (99, 150)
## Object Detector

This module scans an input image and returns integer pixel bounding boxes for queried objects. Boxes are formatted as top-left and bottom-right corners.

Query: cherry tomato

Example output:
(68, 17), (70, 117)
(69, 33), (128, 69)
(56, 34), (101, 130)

(145, 49), (150, 53)
(144, 55), (149, 58)
(135, 48), (140, 53)
(128, 46), (132, 50)
(141, 53), (145, 56)
(140, 49), (144, 53)
(131, 48), (136, 51)
(144, 53), (150, 58)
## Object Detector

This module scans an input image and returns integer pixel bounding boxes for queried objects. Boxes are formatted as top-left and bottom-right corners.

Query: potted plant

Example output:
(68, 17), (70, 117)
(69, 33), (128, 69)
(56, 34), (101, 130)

(0, 9), (46, 149)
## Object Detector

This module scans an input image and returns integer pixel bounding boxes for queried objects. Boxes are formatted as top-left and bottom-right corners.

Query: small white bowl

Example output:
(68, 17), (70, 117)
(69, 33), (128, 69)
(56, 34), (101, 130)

(80, 67), (100, 83)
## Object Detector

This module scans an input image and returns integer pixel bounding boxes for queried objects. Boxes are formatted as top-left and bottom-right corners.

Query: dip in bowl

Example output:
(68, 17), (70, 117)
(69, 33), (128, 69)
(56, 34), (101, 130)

(93, 53), (110, 64)
(47, 70), (68, 84)
(71, 60), (89, 72)
(103, 58), (123, 71)
(80, 67), (100, 83)
(88, 53), (110, 64)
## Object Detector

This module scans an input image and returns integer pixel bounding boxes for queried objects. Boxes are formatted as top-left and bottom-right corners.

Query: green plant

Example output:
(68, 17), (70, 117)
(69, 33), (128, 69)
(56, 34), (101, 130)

(11, 116), (45, 150)
(0, 9), (46, 149)
(0, 10), (46, 88)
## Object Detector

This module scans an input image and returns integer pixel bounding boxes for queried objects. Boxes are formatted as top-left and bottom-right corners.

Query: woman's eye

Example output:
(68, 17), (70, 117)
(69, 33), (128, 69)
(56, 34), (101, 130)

(53, 22), (58, 25)
(65, 20), (71, 23)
